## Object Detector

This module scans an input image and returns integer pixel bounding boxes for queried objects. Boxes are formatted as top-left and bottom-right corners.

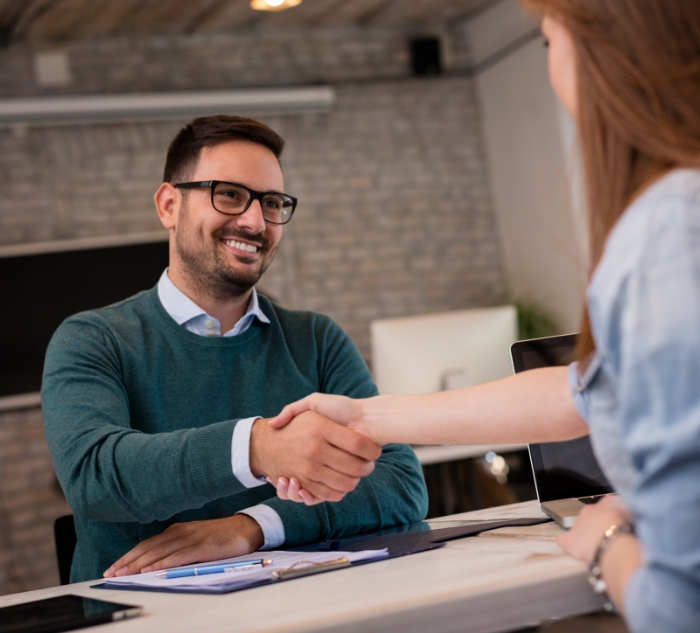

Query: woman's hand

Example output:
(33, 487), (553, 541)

(266, 475), (318, 505)
(558, 495), (632, 566)
(558, 495), (641, 614)
(268, 393), (376, 440)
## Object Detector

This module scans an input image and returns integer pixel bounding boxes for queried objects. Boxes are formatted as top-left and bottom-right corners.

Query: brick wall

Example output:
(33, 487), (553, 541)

(0, 22), (506, 594)
(0, 25), (472, 97)
(0, 408), (71, 593)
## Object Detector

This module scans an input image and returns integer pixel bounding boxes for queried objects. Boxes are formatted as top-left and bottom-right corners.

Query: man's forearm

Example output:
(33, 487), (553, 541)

(49, 418), (246, 523)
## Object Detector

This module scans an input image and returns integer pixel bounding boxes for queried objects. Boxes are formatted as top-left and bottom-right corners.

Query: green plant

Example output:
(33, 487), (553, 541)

(514, 299), (559, 340)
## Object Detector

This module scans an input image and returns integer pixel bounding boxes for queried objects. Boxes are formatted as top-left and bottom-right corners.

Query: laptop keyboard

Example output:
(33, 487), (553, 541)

(578, 495), (604, 505)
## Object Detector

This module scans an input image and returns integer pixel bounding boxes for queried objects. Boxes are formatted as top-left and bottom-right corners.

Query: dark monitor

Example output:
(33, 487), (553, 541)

(510, 334), (613, 502)
(0, 232), (169, 410)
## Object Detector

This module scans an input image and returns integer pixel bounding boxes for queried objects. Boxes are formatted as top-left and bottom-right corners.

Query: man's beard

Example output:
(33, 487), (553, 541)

(175, 201), (277, 302)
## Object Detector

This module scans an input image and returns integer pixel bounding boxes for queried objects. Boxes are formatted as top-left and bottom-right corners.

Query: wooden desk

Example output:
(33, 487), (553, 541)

(0, 501), (602, 633)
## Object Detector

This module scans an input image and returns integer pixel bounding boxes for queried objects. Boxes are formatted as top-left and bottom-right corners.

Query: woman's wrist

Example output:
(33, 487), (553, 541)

(593, 525), (641, 615)
(361, 395), (393, 445)
(588, 523), (634, 610)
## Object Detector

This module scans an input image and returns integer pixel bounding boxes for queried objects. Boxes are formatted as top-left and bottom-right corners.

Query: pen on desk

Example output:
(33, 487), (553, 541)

(155, 558), (272, 579)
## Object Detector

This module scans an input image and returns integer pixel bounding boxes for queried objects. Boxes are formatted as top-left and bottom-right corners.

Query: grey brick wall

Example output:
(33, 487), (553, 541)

(1, 26), (472, 97)
(0, 23), (505, 594)
(0, 408), (71, 594)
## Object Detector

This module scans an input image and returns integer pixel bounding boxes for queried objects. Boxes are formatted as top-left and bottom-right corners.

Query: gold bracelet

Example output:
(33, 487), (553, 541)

(588, 523), (634, 612)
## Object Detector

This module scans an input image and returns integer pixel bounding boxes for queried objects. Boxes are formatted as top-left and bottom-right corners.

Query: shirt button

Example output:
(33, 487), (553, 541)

(205, 320), (214, 329)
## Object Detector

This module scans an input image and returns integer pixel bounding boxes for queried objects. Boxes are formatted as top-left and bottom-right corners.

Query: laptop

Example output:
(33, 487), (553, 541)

(510, 334), (615, 528)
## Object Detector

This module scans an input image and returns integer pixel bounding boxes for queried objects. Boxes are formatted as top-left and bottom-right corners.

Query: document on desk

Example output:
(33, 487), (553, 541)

(102, 549), (388, 594)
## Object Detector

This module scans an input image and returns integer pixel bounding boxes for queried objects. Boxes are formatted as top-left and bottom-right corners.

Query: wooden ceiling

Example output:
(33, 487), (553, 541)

(0, 0), (496, 42)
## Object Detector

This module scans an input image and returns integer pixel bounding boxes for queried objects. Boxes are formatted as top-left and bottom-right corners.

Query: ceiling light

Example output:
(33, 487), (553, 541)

(250, 0), (302, 11)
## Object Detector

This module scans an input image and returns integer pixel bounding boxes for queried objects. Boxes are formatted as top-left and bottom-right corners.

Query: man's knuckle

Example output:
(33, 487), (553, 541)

(307, 443), (323, 461)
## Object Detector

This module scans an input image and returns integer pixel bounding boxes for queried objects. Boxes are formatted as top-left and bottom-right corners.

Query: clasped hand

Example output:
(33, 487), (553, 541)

(251, 409), (380, 503)
(266, 393), (377, 505)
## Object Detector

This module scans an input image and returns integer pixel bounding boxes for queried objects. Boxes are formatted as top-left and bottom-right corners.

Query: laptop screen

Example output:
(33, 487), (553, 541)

(511, 335), (613, 502)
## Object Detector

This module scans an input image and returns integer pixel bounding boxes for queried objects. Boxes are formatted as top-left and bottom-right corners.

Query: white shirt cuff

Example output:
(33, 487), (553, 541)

(238, 505), (286, 550)
(231, 416), (267, 488)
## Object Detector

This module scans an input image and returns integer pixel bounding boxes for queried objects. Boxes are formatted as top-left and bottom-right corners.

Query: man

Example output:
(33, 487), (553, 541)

(42, 115), (427, 583)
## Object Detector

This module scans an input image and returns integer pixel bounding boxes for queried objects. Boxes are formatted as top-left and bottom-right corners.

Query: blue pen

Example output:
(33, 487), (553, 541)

(155, 558), (272, 579)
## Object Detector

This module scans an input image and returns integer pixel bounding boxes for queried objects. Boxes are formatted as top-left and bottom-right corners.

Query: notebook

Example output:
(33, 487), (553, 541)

(510, 334), (614, 528)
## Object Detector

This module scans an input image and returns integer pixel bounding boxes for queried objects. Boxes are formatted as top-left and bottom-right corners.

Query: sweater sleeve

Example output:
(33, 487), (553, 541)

(42, 316), (247, 523)
(262, 316), (428, 545)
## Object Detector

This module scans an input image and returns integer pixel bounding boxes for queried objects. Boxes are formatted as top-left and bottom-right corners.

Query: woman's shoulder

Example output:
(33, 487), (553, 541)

(589, 169), (700, 330)
(618, 168), (700, 239)
(599, 169), (700, 274)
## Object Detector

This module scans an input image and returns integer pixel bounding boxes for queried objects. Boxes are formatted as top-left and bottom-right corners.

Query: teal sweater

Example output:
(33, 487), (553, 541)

(42, 288), (427, 582)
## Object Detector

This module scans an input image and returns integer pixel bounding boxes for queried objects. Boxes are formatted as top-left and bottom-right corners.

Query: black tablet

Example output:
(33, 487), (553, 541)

(0, 595), (142, 633)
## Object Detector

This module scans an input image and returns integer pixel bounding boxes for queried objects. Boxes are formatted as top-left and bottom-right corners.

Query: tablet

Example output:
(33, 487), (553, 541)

(0, 594), (142, 633)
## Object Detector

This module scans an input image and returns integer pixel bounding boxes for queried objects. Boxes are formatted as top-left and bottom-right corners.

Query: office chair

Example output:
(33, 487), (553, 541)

(53, 514), (76, 585)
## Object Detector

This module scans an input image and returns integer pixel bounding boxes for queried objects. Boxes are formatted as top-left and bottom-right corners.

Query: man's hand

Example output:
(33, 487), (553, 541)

(250, 410), (381, 504)
(103, 514), (264, 578)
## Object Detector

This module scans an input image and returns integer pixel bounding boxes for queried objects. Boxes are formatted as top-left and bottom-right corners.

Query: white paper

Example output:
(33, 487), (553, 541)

(104, 549), (387, 592)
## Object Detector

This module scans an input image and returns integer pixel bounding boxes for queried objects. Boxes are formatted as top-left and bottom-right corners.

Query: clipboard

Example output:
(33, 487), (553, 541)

(92, 516), (550, 595)
(94, 550), (388, 595)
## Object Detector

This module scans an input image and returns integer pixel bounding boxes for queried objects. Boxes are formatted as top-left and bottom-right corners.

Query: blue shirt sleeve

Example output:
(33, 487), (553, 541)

(626, 570), (700, 633)
(610, 195), (700, 630)
(567, 354), (601, 426)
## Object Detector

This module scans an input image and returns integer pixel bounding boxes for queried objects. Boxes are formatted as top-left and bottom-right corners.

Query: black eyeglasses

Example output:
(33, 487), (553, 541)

(175, 180), (297, 225)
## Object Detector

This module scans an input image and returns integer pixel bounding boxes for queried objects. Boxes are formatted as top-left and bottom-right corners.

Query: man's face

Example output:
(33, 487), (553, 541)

(172, 140), (285, 301)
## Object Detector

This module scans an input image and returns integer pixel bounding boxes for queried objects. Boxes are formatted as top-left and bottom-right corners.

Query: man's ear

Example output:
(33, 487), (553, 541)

(154, 182), (179, 230)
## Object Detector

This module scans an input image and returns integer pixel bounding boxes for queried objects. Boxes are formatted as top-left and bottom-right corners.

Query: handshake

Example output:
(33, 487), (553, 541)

(104, 393), (383, 578)
(252, 393), (380, 506)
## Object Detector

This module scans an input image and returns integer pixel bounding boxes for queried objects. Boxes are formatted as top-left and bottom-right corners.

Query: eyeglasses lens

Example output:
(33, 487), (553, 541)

(213, 182), (293, 224)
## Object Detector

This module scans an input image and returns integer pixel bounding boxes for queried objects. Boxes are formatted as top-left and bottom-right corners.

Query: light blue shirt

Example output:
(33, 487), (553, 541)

(568, 169), (700, 632)
(157, 270), (285, 549)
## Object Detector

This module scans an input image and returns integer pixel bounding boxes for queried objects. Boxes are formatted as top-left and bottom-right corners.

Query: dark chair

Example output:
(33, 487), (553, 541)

(54, 514), (76, 585)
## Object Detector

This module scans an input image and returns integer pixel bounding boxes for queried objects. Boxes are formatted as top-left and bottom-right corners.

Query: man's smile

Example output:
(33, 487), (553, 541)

(222, 238), (261, 255)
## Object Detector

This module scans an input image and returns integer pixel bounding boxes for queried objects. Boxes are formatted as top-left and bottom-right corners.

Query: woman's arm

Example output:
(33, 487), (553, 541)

(271, 365), (588, 446)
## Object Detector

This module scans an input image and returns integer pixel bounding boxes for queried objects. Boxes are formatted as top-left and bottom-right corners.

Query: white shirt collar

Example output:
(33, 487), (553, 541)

(157, 269), (270, 334)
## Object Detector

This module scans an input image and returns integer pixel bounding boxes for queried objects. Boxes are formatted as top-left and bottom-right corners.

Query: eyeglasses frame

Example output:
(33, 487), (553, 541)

(174, 180), (297, 225)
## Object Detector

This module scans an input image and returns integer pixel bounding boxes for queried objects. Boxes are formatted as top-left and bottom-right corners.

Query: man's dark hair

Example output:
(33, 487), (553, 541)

(163, 115), (285, 183)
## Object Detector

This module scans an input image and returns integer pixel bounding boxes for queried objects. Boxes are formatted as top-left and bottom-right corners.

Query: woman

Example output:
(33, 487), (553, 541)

(268, 1), (700, 630)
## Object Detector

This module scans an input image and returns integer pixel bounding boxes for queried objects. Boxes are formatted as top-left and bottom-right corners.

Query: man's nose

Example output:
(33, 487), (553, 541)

(236, 199), (267, 234)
